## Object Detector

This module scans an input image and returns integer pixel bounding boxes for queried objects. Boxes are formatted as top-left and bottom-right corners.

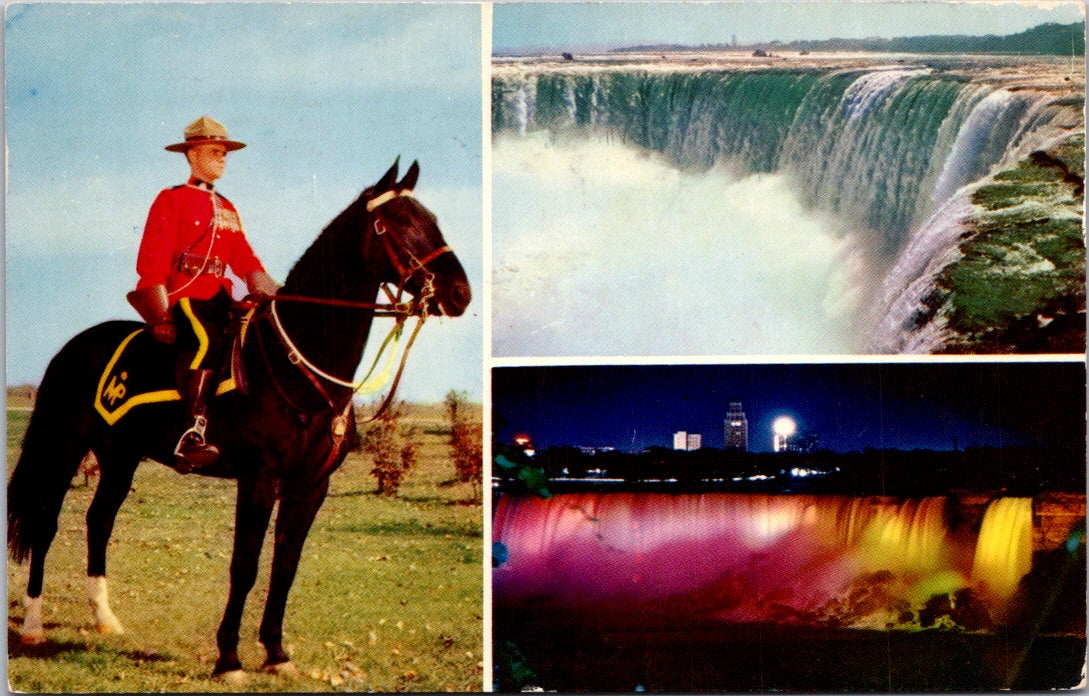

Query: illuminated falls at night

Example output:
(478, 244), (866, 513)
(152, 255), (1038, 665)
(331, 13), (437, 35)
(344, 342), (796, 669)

(495, 493), (1041, 624)
(492, 490), (1085, 690)
(492, 60), (1085, 355)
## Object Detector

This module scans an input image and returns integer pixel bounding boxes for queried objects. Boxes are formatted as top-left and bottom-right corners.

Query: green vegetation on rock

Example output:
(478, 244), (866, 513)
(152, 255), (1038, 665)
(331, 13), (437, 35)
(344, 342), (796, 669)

(936, 136), (1085, 352)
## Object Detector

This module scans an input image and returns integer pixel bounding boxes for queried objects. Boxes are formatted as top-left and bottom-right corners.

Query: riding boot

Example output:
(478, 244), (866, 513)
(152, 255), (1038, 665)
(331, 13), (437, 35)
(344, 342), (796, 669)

(174, 369), (221, 471)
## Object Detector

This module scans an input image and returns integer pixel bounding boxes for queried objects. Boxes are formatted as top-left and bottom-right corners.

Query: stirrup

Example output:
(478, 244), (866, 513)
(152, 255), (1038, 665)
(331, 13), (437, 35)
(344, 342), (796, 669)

(174, 416), (220, 470)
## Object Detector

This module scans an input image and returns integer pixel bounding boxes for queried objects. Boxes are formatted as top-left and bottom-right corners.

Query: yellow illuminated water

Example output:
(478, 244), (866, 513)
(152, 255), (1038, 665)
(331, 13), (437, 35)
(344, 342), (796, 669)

(971, 497), (1033, 599)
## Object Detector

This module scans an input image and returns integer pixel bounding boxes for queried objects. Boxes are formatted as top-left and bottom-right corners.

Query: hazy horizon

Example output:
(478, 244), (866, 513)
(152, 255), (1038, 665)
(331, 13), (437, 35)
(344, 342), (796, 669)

(494, 1), (1084, 54)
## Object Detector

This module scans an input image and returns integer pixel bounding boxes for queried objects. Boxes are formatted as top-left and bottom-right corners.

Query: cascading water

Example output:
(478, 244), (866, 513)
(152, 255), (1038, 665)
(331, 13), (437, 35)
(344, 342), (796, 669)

(492, 64), (1083, 354)
(493, 493), (1035, 627)
(971, 497), (1034, 599)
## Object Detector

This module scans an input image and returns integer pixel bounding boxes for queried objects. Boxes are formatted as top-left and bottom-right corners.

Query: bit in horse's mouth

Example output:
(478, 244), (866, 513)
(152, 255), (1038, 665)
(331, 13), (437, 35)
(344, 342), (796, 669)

(428, 280), (470, 317)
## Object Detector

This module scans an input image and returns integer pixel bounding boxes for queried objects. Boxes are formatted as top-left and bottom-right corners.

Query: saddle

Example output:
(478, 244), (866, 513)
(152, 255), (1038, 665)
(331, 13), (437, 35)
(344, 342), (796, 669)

(93, 309), (253, 426)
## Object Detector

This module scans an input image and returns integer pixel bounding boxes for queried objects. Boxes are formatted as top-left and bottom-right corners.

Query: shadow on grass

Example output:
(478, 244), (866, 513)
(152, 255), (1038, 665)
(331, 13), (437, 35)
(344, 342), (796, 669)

(447, 498), (483, 507)
(321, 519), (480, 538)
(327, 487), (380, 498)
(8, 626), (174, 664)
(398, 494), (451, 505)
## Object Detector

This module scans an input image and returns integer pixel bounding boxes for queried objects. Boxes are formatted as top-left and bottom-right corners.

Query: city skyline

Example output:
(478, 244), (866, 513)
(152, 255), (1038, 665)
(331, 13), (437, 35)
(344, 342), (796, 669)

(492, 363), (1085, 455)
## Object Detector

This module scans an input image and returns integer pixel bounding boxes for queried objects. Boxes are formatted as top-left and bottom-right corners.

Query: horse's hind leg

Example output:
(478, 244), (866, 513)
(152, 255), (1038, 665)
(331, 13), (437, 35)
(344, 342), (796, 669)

(85, 450), (140, 634)
(10, 435), (87, 644)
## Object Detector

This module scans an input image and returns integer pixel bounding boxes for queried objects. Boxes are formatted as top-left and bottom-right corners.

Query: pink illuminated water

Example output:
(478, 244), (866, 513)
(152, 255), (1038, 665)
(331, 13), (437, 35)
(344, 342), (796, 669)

(494, 493), (1033, 628)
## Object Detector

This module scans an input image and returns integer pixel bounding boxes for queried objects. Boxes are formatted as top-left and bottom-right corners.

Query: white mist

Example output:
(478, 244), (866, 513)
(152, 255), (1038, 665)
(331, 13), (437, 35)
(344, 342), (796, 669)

(492, 134), (870, 357)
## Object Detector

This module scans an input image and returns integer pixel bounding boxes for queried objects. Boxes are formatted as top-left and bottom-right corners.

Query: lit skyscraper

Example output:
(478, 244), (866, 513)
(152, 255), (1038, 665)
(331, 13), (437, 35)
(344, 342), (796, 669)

(724, 402), (748, 451)
(673, 431), (702, 451)
(673, 431), (688, 450)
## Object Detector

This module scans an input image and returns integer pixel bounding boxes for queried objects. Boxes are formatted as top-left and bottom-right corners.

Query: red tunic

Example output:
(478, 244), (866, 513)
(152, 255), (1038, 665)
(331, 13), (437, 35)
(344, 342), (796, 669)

(135, 181), (265, 305)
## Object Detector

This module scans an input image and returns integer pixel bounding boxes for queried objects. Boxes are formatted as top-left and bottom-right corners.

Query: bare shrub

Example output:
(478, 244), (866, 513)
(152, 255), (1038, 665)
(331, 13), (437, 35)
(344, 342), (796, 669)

(361, 401), (416, 497)
(445, 390), (482, 500)
(74, 451), (99, 488)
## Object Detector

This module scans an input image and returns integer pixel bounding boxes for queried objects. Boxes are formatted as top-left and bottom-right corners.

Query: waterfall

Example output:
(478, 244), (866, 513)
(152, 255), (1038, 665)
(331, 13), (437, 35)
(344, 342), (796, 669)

(493, 65), (1082, 352)
(493, 68), (1022, 250)
(865, 191), (977, 353)
(496, 493), (963, 620)
(495, 492), (1038, 626)
(971, 497), (1034, 599)
(928, 88), (1027, 212)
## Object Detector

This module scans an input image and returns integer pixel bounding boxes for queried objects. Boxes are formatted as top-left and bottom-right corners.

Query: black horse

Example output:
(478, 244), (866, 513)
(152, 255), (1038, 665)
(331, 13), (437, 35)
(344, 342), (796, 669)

(7, 160), (471, 679)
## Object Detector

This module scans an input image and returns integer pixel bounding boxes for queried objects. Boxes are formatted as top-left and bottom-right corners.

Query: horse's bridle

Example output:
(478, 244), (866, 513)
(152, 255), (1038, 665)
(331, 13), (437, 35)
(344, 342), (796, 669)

(271, 188), (453, 317)
(368, 189), (453, 313)
(257, 187), (455, 417)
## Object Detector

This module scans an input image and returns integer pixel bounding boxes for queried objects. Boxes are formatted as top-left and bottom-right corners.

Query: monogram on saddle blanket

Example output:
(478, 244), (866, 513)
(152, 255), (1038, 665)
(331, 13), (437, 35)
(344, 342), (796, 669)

(93, 310), (251, 427)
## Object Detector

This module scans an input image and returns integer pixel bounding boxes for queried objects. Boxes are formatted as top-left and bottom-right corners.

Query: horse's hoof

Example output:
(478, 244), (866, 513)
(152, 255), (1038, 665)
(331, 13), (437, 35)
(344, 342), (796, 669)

(216, 669), (249, 686)
(19, 630), (46, 646)
(95, 618), (125, 635)
(264, 661), (299, 679)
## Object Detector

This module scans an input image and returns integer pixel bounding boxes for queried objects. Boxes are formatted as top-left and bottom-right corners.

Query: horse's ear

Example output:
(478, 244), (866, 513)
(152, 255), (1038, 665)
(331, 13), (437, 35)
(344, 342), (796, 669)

(398, 160), (419, 191)
(376, 157), (400, 193)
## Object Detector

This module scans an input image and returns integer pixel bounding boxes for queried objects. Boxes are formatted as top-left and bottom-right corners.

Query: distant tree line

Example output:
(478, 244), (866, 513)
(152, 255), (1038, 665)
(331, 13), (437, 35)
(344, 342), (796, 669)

(615, 22), (1085, 57)
(495, 444), (1085, 497)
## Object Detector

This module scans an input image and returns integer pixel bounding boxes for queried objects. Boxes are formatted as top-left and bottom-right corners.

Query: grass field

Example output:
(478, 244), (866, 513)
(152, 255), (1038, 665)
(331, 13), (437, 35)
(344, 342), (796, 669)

(6, 405), (483, 692)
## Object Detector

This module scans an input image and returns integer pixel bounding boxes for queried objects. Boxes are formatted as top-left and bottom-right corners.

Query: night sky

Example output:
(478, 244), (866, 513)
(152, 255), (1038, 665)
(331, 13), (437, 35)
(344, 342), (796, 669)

(492, 363), (1086, 454)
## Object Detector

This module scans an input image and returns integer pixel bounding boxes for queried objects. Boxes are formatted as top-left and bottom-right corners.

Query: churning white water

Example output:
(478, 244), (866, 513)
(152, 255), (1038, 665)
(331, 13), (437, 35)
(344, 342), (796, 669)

(492, 134), (871, 357)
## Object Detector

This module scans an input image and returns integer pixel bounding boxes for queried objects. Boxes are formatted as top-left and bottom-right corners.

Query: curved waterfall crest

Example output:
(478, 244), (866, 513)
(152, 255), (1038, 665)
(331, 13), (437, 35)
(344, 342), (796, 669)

(494, 67), (1070, 252)
(493, 64), (1083, 353)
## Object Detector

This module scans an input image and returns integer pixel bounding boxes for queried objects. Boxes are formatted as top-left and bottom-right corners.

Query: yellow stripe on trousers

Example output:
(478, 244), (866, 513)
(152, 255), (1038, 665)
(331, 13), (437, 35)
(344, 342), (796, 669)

(177, 297), (210, 370)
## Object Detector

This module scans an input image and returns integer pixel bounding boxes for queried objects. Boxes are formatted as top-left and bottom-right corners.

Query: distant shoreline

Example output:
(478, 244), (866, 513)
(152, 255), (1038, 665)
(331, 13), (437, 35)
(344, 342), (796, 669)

(495, 21), (1085, 59)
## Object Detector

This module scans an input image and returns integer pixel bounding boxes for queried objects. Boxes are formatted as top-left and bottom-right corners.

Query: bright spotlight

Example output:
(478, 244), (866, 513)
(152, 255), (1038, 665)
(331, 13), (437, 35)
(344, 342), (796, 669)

(772, 416), (796, 453)
(772, 417), (796, 437)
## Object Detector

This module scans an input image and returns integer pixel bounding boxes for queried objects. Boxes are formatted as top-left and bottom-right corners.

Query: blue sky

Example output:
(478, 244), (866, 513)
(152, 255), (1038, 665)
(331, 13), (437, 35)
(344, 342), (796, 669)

(494, 1), (1085, 53)
(6, 3), (483, 402)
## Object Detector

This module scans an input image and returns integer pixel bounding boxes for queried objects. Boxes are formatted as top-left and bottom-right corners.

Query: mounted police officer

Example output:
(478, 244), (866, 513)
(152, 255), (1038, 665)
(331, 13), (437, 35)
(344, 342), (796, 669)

(127, 116), (280, 471)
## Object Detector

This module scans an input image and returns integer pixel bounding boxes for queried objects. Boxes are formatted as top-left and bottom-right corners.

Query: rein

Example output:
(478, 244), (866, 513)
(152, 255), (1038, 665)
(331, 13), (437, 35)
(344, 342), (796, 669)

(263, 292), (413, 317)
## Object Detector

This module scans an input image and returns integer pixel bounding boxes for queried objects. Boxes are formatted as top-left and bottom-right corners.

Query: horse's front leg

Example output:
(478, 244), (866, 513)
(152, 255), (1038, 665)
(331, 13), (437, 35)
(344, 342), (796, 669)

(259, 476), (330, 673)
(85, 450), (140, 635)
(213, 474), (276, 679)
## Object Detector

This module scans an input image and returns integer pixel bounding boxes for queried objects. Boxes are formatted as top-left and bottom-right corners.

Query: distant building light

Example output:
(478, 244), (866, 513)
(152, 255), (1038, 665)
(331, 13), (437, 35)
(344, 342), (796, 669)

(725, 402), (749, 452)
(513, 433), (535, 457)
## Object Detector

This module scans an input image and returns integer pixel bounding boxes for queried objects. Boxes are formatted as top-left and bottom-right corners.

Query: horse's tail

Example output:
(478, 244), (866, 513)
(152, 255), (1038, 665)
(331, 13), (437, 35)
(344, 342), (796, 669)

(8, 338), (98, 564)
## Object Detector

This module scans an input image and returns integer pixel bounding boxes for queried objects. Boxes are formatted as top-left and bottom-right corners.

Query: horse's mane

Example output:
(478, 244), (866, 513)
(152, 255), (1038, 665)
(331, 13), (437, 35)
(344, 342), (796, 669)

(280, 189), (376, 298)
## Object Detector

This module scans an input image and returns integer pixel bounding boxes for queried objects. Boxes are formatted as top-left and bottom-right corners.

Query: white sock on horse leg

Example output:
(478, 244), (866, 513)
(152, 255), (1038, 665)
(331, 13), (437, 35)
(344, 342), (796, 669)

(21, 595), (45, 643)
(87, 575), (124, 634)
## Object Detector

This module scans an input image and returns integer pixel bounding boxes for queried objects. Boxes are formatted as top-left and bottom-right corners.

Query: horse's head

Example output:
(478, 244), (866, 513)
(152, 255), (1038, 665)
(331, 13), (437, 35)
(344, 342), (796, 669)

(362, 160), (471, 317)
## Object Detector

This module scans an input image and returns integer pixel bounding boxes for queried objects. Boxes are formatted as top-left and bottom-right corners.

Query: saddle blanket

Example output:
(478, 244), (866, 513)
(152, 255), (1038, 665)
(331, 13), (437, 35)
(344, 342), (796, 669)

(93, 327), (240, 426)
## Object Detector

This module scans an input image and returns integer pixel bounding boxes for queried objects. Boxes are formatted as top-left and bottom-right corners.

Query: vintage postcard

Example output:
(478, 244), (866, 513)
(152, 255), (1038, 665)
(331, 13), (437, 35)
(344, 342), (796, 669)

(6, 3), (483, 691)
(6, 0), (1088, 693)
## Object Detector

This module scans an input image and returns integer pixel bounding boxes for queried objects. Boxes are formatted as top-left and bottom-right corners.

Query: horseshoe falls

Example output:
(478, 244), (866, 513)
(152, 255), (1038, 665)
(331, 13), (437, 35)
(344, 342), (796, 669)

(492, 60), (1085, 355)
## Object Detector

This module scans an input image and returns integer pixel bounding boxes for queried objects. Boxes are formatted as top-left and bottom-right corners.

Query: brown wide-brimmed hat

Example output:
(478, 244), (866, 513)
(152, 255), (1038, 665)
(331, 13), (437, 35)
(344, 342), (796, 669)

(165, 115), (246, 153)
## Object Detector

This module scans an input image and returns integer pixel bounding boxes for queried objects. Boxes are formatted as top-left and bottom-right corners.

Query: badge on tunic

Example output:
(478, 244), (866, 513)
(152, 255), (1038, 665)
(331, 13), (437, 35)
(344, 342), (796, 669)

(214, 206), (242, 232)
